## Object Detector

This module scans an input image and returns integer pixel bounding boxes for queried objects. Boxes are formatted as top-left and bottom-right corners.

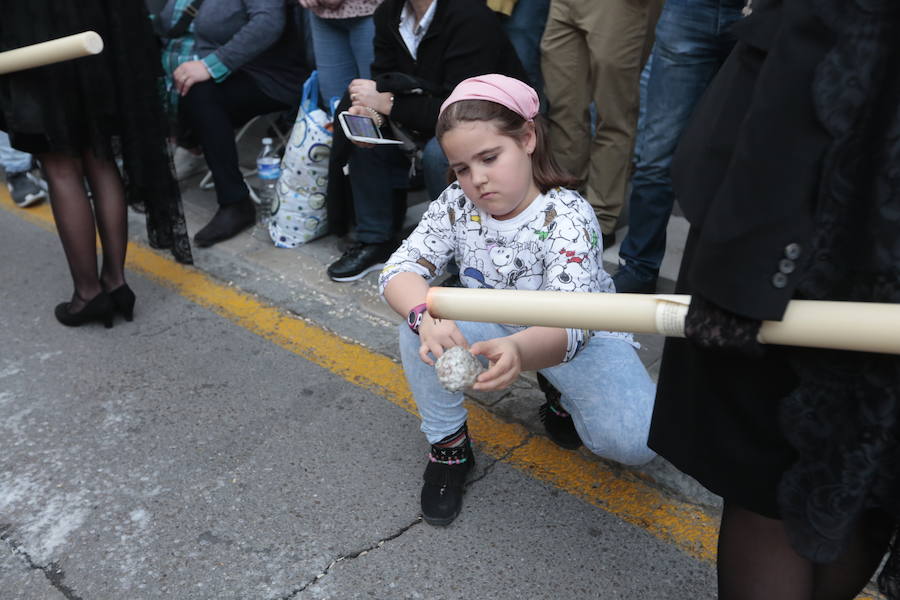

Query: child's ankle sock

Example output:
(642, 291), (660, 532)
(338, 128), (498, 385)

(429, 424), (470, 465)
(547, 399), (570, 419)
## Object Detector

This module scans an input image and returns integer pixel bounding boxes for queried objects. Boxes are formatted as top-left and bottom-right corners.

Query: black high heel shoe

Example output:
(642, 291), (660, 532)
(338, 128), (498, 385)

(54, 292), (114, 328)
(107, 284), (136, 321)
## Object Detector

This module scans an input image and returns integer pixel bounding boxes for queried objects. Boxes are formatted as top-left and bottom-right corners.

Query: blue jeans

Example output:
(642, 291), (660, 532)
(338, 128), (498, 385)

(619, 0), (744, 280)
(399, 321), (657, 466)
(308, 14), (376, 105)
(0, 131), (32, 174)
(502, 0), (550, 103)
(349, 138), (448, 244)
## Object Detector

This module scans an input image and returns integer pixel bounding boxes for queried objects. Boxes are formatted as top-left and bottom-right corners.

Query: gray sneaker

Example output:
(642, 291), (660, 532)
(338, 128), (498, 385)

(6, 171), (48, 208)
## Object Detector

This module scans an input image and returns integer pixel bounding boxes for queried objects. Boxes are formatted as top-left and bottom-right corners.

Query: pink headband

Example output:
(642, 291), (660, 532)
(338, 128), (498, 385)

(439, 74), (539, 122)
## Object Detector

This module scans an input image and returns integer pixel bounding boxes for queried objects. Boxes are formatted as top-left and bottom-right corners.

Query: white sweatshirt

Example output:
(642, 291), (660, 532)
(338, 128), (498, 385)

(380, 183), (627, 361)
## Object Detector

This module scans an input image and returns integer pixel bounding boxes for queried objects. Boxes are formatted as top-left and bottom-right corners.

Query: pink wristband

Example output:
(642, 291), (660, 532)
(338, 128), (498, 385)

(407, 303), (428, 335)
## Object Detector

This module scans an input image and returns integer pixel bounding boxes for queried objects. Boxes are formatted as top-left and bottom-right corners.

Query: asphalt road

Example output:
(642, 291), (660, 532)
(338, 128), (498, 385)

(0, 204), (716, 599)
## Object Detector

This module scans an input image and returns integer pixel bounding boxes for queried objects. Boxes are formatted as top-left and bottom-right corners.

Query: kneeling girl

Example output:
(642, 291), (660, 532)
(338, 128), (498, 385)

(379, 75), (656, 526)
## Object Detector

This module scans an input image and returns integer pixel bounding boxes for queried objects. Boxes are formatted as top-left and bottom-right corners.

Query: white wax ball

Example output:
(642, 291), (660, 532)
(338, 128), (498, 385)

(435, 346), (484, 392)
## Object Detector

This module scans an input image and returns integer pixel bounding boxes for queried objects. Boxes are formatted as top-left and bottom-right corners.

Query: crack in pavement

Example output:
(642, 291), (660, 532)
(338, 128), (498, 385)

(467, 434), (535, 488)
(272, 437), (532, 599)
(0, 524), (85, 600)
(276, 516), (424, 599)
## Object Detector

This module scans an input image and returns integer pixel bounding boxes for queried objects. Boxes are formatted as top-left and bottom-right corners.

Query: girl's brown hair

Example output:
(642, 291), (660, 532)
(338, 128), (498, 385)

(436, 99), (581, 193)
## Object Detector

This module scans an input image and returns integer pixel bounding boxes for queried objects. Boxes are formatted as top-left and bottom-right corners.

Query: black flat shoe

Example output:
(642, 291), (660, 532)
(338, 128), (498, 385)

(421, 432), (475, 526)
(107, 284), (136, 321)
(194, 202), (255, 247)
(54, 292), (114, 328)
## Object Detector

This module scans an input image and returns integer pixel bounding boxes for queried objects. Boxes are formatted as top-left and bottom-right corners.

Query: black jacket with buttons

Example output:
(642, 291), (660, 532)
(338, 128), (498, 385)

(671, 0), (835, 321)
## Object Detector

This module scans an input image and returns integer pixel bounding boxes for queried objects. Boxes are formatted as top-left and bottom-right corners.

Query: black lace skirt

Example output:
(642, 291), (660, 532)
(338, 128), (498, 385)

(0, 0), (192, 264)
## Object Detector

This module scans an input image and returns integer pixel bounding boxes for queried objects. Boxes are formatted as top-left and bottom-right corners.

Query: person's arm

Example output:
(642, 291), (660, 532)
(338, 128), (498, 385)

(384, 272), (470, 365)
(379, 192), (466, 364)
(539, 201), (605, 362)
(369, 2), (402, 78)
(470, 326), (566, 391)
(204, 0), (286, 74)
(384, 271), (429, 318)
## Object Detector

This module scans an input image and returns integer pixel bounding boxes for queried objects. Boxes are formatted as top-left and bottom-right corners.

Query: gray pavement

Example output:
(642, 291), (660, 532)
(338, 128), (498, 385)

(0, 205), (717, 599)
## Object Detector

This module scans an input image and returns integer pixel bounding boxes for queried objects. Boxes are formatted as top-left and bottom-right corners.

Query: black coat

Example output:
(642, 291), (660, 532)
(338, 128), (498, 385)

(651, 0), (900, 579)
(670, 0), (836, 321)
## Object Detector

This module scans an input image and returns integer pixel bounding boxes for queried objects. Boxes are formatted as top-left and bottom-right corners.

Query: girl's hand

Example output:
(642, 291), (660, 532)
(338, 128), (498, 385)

(470, 337), (523, 392)
(418, 315), (468, 366)
(173, 60), (211, 97)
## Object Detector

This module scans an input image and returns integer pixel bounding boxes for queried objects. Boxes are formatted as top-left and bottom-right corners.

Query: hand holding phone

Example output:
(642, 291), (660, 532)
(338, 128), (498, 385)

(337, 111), (403, 145)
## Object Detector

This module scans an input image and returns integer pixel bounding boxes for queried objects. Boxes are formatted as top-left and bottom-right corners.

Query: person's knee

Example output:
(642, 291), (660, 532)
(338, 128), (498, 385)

(41, 154), (85, 183)
(584, 436), (656, 466)
(179, 80), (217, 118)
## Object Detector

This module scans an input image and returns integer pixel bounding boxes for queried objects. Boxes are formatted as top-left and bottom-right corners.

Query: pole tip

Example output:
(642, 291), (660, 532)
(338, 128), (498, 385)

(83, 31), (104, 55)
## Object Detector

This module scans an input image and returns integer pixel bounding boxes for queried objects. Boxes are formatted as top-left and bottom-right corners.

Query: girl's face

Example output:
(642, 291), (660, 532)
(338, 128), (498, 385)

(441, 120), (540, 221)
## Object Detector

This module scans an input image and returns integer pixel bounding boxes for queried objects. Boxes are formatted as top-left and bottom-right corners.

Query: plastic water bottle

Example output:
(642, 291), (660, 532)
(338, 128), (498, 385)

(255, 137), (280, 229)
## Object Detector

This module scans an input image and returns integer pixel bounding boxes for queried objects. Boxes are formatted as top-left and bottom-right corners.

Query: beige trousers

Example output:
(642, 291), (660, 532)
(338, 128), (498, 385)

(541, 0), (663, 234)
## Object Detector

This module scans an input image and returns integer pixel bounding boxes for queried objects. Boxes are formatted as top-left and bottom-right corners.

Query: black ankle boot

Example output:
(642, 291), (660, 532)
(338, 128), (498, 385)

(54, 292), (114, 328)
(537, 373), (582, 450)
(421, 427), (475, 526)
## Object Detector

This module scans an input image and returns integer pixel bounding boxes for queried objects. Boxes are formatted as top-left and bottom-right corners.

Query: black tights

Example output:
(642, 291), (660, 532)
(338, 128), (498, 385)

(40, 150), (127, 311)
(718, 501), (894, 600)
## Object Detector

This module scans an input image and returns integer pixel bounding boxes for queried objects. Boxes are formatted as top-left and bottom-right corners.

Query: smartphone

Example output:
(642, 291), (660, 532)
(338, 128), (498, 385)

(337, 111), (404, 145)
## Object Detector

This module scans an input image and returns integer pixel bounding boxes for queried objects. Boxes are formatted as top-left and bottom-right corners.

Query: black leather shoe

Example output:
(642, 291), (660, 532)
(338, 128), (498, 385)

(537, 373), (582, 450)
(327, 241), (394, 282)
(107, 284), (136, 321)
(194, 202), (255, 248)
(54, 292), (114, 328)
(421, 434), (475, 526)
(612, 265), (657, 294)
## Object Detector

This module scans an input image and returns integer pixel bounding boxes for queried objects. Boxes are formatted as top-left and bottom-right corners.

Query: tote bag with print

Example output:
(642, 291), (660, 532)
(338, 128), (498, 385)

(269, 71), (332, 247)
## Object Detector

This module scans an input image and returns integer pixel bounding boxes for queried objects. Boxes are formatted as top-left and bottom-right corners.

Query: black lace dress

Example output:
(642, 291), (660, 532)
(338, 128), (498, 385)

(648, 0), (900, 595)
(0, 0), (192, 264)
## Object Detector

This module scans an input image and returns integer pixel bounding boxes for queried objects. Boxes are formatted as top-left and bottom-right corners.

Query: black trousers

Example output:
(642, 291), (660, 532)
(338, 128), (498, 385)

(180, 71), (290, 207)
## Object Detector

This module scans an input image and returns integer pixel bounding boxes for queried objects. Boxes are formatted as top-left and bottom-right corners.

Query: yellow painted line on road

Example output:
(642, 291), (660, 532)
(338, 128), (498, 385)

(0, 191), (882, 599)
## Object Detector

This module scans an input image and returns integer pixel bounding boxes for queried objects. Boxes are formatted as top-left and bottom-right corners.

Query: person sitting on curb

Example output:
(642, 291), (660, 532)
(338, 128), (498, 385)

(152, 0), (308, 248)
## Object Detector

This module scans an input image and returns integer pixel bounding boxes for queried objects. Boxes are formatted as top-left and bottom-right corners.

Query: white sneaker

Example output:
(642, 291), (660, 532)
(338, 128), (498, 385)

(173, 147), (207, 181)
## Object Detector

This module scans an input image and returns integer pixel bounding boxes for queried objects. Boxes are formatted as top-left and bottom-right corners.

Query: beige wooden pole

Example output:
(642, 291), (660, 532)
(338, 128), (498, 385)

(0, 32), (104, 76)
(426, 287), (900, 355)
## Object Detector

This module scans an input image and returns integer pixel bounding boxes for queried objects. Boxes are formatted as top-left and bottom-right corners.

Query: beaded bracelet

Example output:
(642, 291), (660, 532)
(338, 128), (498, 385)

(363, 105), (384, 128)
